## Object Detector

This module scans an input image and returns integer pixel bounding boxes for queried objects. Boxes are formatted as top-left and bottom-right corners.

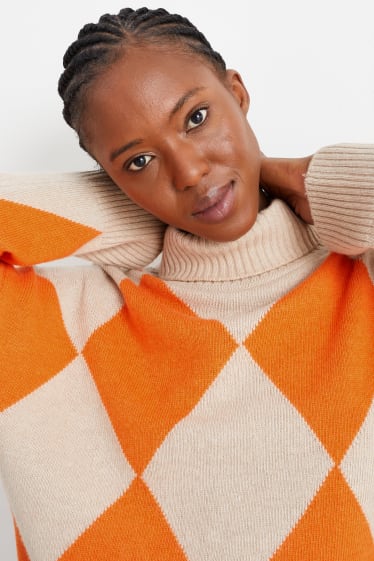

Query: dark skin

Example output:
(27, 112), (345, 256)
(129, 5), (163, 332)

(81, 44), (314, 239)
(260, 155), (314, 224)
(82, 45), (268, 243)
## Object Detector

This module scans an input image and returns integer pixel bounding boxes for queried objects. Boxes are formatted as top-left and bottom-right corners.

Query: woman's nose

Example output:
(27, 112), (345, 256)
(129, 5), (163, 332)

(169, 141), (210, 191)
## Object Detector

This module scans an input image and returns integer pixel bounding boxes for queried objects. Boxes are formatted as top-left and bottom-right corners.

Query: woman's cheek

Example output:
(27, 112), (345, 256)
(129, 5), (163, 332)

(206, 130), (238, 162)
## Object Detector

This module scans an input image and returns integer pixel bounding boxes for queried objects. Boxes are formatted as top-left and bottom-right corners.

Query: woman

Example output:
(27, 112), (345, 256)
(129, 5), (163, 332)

(0, 7), (373, 561)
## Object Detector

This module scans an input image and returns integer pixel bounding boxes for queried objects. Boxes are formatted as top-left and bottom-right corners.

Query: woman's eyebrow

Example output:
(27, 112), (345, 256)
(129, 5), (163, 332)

(169, 86), (206, 120)
(110, 139), (143, 162)
(110, 87), (206, 162)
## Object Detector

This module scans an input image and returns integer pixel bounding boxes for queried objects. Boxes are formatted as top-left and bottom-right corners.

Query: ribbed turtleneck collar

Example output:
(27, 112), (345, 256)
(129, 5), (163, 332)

(159, 200), (320, 282)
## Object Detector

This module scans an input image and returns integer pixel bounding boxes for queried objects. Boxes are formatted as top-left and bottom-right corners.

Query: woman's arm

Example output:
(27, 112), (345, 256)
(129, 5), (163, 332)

(0, 170), (166, 268)
(260, 144), (374, 255)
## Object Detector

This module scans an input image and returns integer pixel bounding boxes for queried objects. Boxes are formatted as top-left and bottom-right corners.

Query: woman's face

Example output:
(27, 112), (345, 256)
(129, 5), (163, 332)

(83, 45), (264, 242)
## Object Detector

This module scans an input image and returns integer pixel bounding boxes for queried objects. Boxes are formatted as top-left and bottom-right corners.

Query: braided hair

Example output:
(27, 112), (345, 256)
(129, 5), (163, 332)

(58, 7), (226, 146)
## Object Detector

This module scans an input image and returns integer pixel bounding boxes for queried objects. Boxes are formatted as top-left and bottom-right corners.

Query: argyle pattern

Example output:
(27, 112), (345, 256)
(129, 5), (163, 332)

(0, 249), (373, 561)
(1, 147), (374, 561)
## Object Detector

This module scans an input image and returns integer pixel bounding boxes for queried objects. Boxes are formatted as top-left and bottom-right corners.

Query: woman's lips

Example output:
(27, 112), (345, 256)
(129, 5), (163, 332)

(192, 182), (235, 224)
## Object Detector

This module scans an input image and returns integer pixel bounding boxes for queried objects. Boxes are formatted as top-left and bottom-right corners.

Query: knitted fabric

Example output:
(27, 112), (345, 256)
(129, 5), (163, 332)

(0, 144), (373, 561)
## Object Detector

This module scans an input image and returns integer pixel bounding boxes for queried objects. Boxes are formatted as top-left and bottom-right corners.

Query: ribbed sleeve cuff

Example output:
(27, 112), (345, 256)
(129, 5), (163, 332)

(305, 144), (374, 255)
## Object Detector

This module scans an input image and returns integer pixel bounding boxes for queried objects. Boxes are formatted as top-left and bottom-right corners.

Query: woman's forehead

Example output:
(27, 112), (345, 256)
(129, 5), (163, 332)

(81, 45), (227, 154)
(90, 45), (221, 103)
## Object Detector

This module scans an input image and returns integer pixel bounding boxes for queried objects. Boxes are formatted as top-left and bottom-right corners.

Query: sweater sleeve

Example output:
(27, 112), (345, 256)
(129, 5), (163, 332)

(305, 144), (374, 255)
(0, 170), (166, 268)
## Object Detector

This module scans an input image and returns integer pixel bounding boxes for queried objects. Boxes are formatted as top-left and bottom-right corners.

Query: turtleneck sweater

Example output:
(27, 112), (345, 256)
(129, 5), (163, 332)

(0, 144), (373, 561)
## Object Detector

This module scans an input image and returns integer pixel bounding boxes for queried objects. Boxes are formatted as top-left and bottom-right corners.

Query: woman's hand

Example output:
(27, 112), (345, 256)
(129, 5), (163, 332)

(260, 155), (314, 224)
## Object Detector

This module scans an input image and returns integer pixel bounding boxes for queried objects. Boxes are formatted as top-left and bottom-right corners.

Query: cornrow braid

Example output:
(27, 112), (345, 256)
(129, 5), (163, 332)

(58, 7), (226, 144)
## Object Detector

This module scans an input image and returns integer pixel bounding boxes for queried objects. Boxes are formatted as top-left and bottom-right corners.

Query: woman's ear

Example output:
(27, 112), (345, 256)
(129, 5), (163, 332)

(225, 69), (250, 115)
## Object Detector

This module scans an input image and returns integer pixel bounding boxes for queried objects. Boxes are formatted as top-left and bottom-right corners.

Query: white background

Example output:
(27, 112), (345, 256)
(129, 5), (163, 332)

(0, 0), (373, 558)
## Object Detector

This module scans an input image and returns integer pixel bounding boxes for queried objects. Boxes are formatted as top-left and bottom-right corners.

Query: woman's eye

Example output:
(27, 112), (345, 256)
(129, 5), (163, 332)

(187, 108), (208, 131)
(127, 154), (153, 171)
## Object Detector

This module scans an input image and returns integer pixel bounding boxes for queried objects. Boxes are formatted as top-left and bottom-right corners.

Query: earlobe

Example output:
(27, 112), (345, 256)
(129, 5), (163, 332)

(225, 69), (250, 114)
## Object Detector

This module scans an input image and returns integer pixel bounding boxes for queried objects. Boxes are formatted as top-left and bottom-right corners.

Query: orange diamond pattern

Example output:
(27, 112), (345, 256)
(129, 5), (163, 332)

(0, 266), (78, 411)
(3, 252), (373, 560)
(245, 254), (374, 464)
(245, 253), (374, 553)
(271, 467), (374, 560)
(59, 478), (187, 561)
(1, 200), (99, 266)
(83, 274), (237, 474)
